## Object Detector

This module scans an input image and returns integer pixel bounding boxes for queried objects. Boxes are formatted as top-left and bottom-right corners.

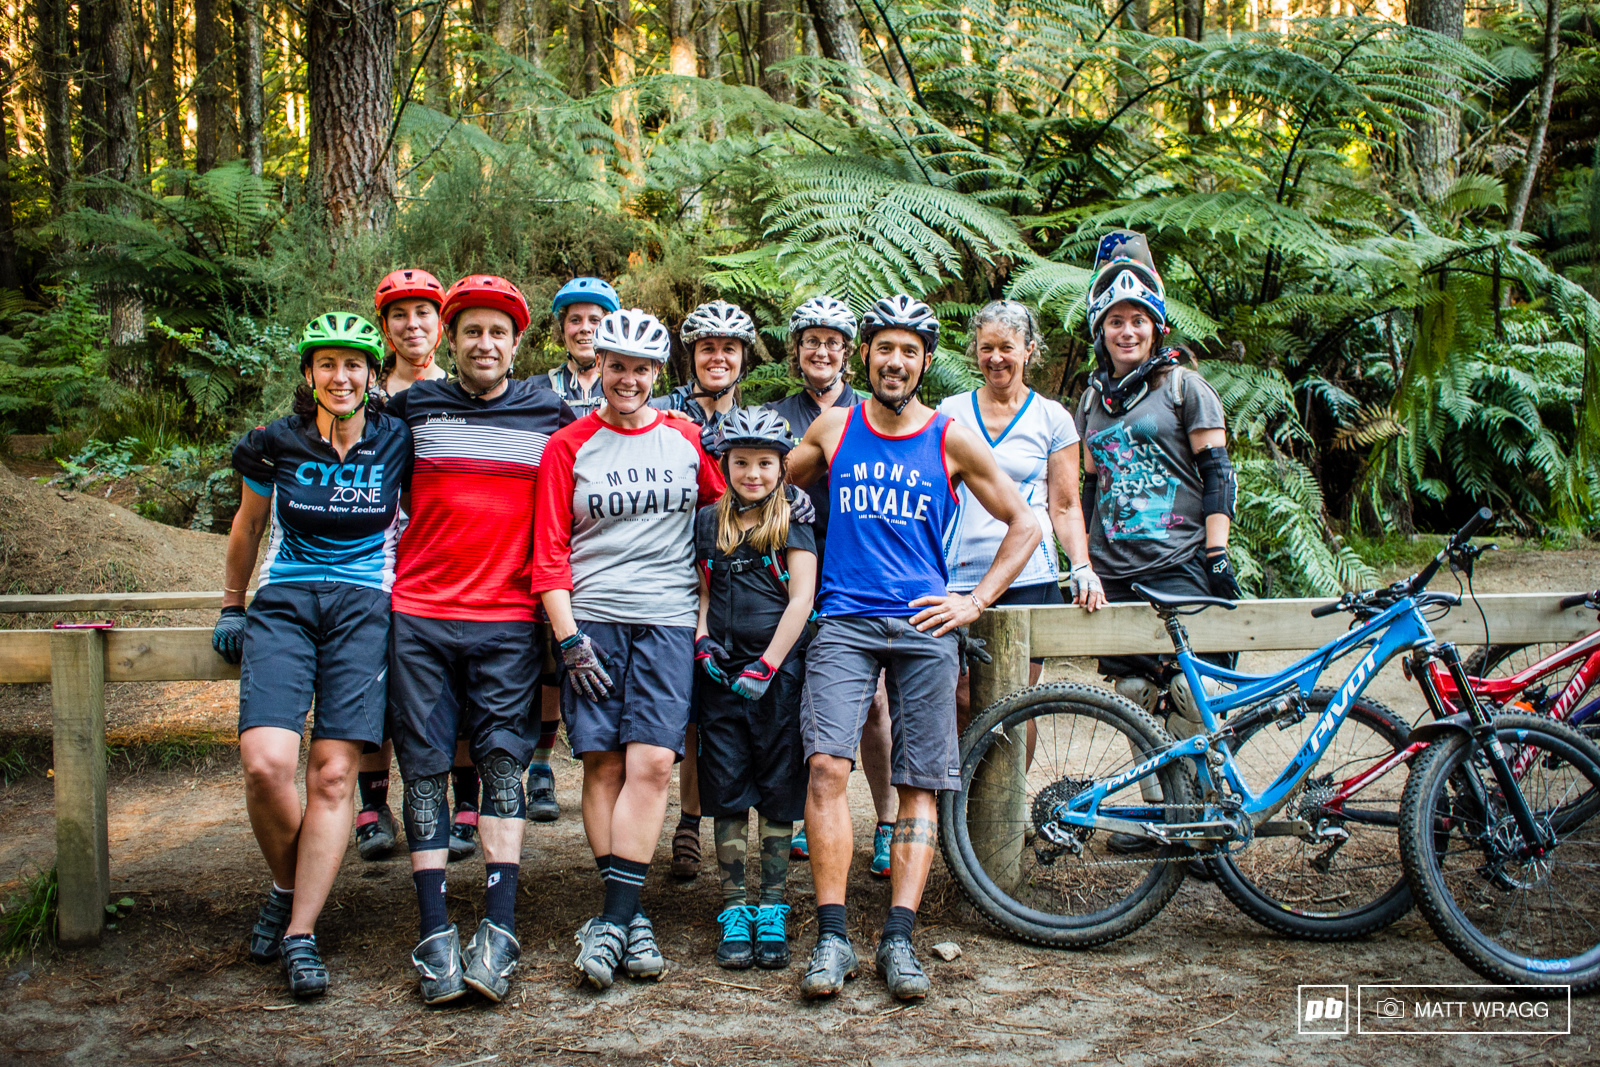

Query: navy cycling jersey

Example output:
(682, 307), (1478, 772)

(232, 412), (413, 592)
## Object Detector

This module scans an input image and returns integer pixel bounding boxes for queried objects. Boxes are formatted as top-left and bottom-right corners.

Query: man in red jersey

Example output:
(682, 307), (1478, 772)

(384, 275), (575, 1006)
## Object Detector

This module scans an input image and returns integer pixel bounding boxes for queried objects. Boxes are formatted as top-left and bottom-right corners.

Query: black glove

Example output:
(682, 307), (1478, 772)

(955, 625), (991, 677)
(212, 605), (246, 665)
(785, 484), (816, 525)
(731, 656), (778, 700)
(1205, 547), (1242, 600)
(695, 635), (733, 687)
(700, 420), (724, 459)
(560, 631), (615, 702)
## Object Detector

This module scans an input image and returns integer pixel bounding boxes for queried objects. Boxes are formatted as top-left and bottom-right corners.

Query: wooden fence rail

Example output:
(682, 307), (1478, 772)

(1, 589), (1594, 946)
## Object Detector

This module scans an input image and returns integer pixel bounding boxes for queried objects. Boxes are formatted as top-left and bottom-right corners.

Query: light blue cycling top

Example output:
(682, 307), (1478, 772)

(816, 406), (958, 618)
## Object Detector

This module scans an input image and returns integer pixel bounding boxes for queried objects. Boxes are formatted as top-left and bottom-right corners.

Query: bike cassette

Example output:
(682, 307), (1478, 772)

(1032, 776), (1094, 865)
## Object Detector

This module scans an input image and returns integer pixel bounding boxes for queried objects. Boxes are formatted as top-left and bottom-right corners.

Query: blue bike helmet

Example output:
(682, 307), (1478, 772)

(552, 277), (621, 317)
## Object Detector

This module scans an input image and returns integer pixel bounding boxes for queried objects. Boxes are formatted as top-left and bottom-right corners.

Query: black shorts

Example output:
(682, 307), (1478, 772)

(991, 581), (1064, 664)
(388, 612), (540, 781)
(1097, 554), (1236, 677)
(695, 654), (807, 821)
(238, 582), (389, 745)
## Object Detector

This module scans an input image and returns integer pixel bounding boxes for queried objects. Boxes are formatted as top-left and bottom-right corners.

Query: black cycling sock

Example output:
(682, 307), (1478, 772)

(817, 902), (848, 941)
(357, 770), (389, 812)
(452, 765), (479, 813)
(881, 905), (916, 943)
(595, 853), (612, 879)
(602, 856), (648, 925)
(485, 863), (519, 930)
(677, 811), (702, 832)
(413, 869), (448, 939)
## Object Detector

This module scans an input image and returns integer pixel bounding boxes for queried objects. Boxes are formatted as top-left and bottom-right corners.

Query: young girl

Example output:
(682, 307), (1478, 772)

(693, 407), (818, 970)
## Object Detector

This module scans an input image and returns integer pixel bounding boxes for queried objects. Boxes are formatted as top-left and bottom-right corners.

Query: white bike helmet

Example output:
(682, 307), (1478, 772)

(789, 295), (857, 342)
(681, 299), (758, 347)
(594, 308), (672, 362)
(859, 294), (939, 355)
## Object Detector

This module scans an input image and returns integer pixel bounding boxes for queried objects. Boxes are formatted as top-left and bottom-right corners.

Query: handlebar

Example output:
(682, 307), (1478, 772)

(1561, 590), (1600, 610)
(1310, 507), (1493, 620)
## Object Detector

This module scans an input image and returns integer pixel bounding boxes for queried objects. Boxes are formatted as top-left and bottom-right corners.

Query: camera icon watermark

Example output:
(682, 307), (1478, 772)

(1374, 997), (1407, 1021)
(1297, 985), (1349, 1035)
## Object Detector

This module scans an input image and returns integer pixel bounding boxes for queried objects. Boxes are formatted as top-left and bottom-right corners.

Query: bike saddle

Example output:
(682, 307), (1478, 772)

(1131, 583), (1238, 612)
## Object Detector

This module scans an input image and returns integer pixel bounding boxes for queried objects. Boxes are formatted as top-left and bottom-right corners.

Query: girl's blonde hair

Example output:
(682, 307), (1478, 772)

(715, 460), (791, 556)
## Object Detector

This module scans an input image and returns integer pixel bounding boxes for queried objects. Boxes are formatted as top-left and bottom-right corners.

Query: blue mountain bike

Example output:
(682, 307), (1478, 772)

(941, 509), (1600, 990)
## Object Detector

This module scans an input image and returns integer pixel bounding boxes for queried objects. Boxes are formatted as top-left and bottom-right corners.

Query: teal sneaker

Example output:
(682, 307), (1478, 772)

(715, 905), (756, 970)
(790, 825), (809, 860)
(870, 822), (892, 879)
(753, 904), (790, 970)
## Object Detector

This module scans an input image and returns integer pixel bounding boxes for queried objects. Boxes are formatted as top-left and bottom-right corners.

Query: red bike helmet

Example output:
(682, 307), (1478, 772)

(374, 268), (446, 315)
(440, 275), (531, 333)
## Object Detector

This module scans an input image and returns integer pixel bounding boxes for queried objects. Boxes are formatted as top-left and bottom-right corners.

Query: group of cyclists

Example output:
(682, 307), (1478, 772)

(212, 227), (1242, 1005)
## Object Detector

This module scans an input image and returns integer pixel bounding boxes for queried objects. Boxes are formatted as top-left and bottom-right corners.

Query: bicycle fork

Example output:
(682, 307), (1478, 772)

(1425, 643), (1553, 859)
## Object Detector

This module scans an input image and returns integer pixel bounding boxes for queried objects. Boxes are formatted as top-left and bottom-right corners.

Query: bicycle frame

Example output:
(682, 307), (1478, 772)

(1061, 597), (1438, 838)
(1427, 628), (1600, 727)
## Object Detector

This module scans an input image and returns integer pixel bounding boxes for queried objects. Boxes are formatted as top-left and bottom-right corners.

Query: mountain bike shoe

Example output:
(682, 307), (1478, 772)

(355, 806), (397, 860)
(526, 764), (560, 822)
(462, 918), (521, 1002)
(248, 887), (294, 963)
(573, 917), (627, 990)
(799, 934), (858, 998)
(280, 934), (329, 998)
(411, 925), (467, 1005)
(623, 913), (666, 980)
(875, 935), (930, 1001)
(870, 823), (892, 878)
(447, 809), (478, 862)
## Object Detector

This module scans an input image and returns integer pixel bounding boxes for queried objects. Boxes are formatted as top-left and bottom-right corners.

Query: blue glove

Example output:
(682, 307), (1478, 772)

(785, 484), (816, 525)
(696, 635), (732, 687)
(560, 631), (615, 702)
(731, 657), (778, 701)
(212, 606), (246, 665)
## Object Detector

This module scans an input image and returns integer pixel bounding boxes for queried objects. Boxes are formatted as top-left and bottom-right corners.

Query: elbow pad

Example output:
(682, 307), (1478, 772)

(1196, 446), (1237, 519)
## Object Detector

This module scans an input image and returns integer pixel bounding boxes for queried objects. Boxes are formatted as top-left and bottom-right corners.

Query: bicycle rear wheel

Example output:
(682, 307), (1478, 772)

(1398, 712), (1600, 992)
(1210, 691), (1414, 939)
(938, 682), (1195, 948)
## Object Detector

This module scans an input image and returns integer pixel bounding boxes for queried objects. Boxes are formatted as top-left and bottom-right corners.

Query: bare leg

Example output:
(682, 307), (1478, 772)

(888, 787), (938, 911)
(580, 751), (626, 859)
(285, 739), (362, 935)
(608, 744), (677, 863)
(357, 738), (393, 778)
(805, 754), (855, 906)
(240, 726), (305, 889)
(478, 814), (527, 865)
(857, 676), (896, 824)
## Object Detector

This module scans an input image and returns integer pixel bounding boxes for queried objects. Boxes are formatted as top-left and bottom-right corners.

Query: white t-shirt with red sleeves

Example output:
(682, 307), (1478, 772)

(531, 410), (727, 627)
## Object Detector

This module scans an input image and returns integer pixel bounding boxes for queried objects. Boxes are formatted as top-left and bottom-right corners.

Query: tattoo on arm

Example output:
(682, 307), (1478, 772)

(891, 817), (937, 848)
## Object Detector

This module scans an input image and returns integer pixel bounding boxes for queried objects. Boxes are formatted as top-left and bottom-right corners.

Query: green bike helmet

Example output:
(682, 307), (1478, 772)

(298, 312), (385, 371)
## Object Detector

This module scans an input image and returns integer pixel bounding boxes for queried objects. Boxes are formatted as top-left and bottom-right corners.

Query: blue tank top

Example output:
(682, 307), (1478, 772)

(817, 407), (958, 618)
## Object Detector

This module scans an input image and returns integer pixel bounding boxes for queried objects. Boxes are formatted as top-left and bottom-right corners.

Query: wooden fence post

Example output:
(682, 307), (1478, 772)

(51, 628), (108, 946)
(965, 608), (1031, 894)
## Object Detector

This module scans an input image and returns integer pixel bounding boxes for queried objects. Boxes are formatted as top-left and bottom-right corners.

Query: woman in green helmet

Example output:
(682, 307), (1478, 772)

(211, 313), (413, 999)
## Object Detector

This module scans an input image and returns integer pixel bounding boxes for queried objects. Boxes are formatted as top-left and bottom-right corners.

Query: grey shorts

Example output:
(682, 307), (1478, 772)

(562, 622), (695, 757)
(802, 616), (961, 792)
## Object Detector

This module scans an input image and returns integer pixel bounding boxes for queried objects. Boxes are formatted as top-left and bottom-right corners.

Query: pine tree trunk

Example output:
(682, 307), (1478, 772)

(669, 0), (698, 121)
(494, 0), (516, 47)
(195, 0), (222, 172)
(759, 0), (792, 103)
(234, 0), (265, 175)
(425, 1), (450, 111)
(1508, 0), (1561, 233)
(308, 0), (397, 238)
(530, 0), (550, 61)
(0, 60), (21, 289)
(100, 0), (146, 345)
(1406, 0), (1463, 201)
(1181, 0), (1206, 134)
(805, 0), (861, 106)
(701, 3), (726, 138)
(154, 0), (183, 167)
(31, 0), (73, 215)
(80, 1), (107, 181)
(579, 0), (604, 95)
(800, 10), (818, 108)
(609, 0), (642, 173)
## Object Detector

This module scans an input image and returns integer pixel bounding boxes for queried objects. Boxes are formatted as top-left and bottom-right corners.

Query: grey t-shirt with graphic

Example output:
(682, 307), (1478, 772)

(1075, 368), (1226, 580)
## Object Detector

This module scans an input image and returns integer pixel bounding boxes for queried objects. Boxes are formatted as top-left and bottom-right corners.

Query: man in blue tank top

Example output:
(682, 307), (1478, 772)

(786, 294), (1039, 1001)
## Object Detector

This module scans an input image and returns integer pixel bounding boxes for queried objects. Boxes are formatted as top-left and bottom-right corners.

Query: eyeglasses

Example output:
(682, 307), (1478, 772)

(799, 338), (847, 352)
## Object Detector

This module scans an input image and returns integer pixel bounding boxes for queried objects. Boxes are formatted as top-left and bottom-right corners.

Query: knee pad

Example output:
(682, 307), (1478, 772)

(1111, 676), (1161, 713)
(478, 751), (527, 819)
(403, 772), (451, 852)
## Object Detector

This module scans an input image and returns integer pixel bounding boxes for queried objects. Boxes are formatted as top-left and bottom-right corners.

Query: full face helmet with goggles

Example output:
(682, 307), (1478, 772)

(716, 406), (797, 512)
(1083, 230), (1179, 415)
(680, 300), (759, 401)
(858, 294), (940, 415)
(298, 312), (385, 420)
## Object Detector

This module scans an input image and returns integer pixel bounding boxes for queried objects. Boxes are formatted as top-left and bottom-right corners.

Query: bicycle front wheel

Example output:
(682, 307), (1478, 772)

(1398, 712), (1600, 991)
(938, 682), (1195, 948)
(1211, 690), (1414, 939)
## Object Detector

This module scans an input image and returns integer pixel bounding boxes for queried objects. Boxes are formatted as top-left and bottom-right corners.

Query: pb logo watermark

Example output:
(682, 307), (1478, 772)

(1298, 985), (1349, 1035)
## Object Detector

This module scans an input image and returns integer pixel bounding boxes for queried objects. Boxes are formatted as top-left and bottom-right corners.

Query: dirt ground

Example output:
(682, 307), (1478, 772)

(0, 457), (1596, 1064)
